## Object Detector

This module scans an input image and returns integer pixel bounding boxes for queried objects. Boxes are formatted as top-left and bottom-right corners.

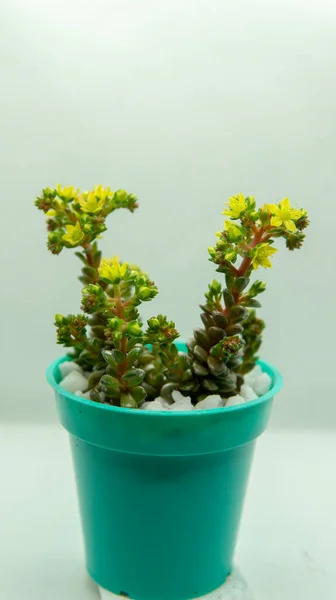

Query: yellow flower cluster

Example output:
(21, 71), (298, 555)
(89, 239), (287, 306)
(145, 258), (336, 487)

(218, 194), (306, 271)
(50, 185), (113, 246)
(36, 183), (139, 256)
(223, 194), (304, 233)
(98, 257), (128, 284)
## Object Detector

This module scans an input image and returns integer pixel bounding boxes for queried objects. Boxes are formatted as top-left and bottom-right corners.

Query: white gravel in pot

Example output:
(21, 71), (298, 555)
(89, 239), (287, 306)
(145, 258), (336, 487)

(59, 360), (84, 378)
(58, 360), (273, 412)
(252, 373), (272, 397)
(141, 399), (168, 411)
(75, 390), (92, 400)
(225, 395), (246, 408)
(239, 384), (257, 402)
(59, 370), (88, 394)
(196, 395), (224, 410)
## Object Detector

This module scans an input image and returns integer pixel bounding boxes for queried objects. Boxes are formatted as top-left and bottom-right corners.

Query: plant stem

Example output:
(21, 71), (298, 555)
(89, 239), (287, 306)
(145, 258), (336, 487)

(226, 227), (269, 313)
(113, 284), (128, 383)
(65, 208), (77, 225)
(85, 245), (95, 267)
(237, 228), (264, 277)
(82, 242), (100, 283)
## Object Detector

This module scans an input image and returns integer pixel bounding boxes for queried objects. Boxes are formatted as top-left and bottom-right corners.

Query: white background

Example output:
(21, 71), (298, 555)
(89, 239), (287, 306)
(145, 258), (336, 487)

(1, 0), (335, 426)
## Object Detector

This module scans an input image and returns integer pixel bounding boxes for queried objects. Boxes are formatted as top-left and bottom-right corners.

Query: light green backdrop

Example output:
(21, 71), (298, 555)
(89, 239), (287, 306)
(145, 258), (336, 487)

(0, 0), (334, 426)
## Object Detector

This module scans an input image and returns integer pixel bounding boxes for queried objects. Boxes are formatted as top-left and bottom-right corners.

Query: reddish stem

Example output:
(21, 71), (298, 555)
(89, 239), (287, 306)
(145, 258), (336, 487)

(82, 243), (94, 266)
(225, 227), (268, 314)
(65, 208), (77, 225)
(237, 228), (264, 277)
(81, 242), (100, 283)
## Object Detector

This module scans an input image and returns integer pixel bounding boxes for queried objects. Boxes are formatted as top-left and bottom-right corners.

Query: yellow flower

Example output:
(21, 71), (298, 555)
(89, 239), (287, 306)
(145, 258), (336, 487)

(78, 186), (112, 213)
(79, 192), (105, 214)
(93, 185), (112, 200)
(56, 184), (79, 201)
(222, 193), (247, 219)
(252, 243), (278, 270)
(62, 222), (85, 246)
(268, 198), (304, 232)
(98, 257), (128, 284)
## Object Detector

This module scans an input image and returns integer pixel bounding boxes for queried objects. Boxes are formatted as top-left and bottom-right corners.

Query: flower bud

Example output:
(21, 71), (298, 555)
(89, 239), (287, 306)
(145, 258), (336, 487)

(138, 286), (153, 301)
(224, 247), (237, 262)
(128, 321), (142, 336)
(226, 224), (242, 242)
(210, 279), (222, 294)
(147, 317), (160, 330)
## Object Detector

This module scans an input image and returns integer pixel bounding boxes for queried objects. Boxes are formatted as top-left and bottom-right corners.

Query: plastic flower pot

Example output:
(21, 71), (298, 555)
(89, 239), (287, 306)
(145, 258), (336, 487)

(46, 342), (282, 600)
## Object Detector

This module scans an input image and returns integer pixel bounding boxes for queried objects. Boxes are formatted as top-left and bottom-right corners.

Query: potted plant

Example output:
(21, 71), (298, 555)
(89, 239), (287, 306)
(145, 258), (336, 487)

(36, 186), (309, 600)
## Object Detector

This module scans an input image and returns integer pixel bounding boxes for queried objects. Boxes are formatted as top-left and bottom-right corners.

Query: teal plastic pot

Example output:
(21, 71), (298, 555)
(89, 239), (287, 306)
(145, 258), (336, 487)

(47, 342), (282, 600)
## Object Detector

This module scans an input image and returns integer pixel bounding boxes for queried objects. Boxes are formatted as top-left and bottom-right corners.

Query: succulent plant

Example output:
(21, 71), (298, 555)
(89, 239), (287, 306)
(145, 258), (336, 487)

(36, 187), (309, 407)
(182, 195), (309, 402)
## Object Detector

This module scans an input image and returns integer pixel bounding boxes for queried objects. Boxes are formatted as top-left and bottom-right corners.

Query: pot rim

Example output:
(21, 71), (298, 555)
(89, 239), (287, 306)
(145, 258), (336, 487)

(46, 354), (283, 417)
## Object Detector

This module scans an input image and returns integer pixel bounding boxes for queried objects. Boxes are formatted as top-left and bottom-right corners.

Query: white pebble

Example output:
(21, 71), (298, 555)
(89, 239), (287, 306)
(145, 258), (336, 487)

(140, 401), (150, 410)
(170, 399), (194, 412)
(240, 383), (257, 402)
(60, 371), (88, 394)
(196, 395), (223, 410)
(252, 372), (272, 396)
(59, 361), (83, 378)
(140, 400), (150, 410)
(172, 390), (191, 403)
(244, 365), (262, 385)
(75, 390), (92, 400)
(225, 395), (246, 407)
(155, 396), (172, 409)
(141, 399), (167, 411)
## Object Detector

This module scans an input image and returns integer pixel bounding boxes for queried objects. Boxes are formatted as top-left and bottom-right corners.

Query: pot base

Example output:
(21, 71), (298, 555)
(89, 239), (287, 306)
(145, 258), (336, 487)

(98, 568), (254, 600)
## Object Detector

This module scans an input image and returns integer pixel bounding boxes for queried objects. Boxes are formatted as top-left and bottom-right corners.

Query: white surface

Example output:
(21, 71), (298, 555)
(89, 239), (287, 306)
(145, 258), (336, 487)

(0, 0), (335, 426)
(99, 569), (254, 600)
(0, 426), (335, 599)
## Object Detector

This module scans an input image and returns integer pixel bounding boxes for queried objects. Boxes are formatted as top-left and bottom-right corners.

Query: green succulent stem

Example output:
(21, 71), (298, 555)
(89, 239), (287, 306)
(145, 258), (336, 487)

(113, 284), (128, 377)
